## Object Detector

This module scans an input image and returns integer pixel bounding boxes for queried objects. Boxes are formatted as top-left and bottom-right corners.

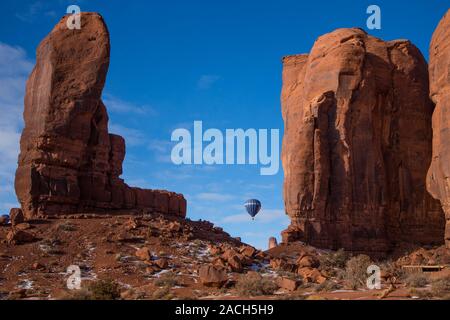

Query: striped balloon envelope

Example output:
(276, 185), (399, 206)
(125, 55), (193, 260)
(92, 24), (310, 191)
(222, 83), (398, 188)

(244, 199), (261, 220)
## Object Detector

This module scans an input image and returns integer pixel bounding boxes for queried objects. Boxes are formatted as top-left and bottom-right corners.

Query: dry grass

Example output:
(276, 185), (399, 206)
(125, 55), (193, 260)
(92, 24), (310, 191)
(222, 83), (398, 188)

(408, 288), (434, 299)
(431, 277), (450, 299)
(152, 287), (173, 300)
(62, 279), (121, 300)
(403, 272), (430, 288)
(57, 222), (77, 232)
(154, 272), (179, 288)
(314, 280), (342, 292)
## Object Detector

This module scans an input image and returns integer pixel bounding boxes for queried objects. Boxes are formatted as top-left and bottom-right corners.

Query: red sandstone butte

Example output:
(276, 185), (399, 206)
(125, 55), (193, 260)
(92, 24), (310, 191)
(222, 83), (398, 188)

(281, 28), (444, 255)
(14, 13), (186, 219)
(426, 9), (450, 249)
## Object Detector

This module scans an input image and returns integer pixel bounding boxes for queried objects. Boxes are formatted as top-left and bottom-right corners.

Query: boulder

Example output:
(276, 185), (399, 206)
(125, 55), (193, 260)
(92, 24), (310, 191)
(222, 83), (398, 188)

(135, 247), (152, 261)
(269, 258), (283, 270)
(124, 218), (140, 230)
(426, 9), (450, 249)
(269, 258), (296, 272)
(9, 208), (24, 226)
(0, 215), (9, 226)
(198, 265), (228, 288)
(297, 267), (327, 284)
(14, 223), (32, 231)
(239, 245), (256, 258)
(14, 12), (186, 219)
(6, 230), (36, 245)
(221, 248), (238, 261)
(154, 258), (169, 269)
(281, 27), (444, 255)
(31, 262), (45, 271)
(227, 255), (244, 273)
(212, 257), (227, 268)
(208, 244), (222, 256)
(296, 254), (320, 268)
(168, 221), (182, 233)
(254, 252), (266, 261)
(276, 277), (300, 291)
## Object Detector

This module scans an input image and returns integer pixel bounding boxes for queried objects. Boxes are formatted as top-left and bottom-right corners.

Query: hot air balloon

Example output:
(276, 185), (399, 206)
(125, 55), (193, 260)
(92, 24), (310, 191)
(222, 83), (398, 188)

(244, 199), (261, 220)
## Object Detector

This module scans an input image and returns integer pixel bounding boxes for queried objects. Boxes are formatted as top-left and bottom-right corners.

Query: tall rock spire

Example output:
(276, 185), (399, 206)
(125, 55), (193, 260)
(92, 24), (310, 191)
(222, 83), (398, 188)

(426, 9), (450, 249)
(15, 13), (186, 219)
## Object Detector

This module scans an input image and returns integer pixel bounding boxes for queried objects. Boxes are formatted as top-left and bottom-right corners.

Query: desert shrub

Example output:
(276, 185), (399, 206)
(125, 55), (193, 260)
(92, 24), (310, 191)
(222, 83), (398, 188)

(154, 271), (179, 288)
(120, 288), (146, 300)
(280, 292), (307, 300)
(276, 271), (301, 281)
(319, 249), (349, 276)
(408, 288), (433, 299)
(60, 279), (121, 300)
(235, 274), (278, 296)
(57, 222), (77, 232)
(431, 277), (450, 298)
(152, 287), (173, 300)
(404, 273), (430, 288)
(61, 289), (93, 300)
(380, 260), (405, 280)
(87, 279), (121, 300)
(315, 280), (342, 292)
(344, 254), (373, 289)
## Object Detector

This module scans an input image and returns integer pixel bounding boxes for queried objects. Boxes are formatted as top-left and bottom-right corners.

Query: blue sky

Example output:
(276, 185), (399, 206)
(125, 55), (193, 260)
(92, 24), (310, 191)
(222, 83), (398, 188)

(0, 1), (448, 249)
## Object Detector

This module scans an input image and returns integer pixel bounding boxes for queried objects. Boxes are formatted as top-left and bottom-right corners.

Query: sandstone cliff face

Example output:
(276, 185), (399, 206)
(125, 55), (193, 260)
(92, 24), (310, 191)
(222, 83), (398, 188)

(281, 28), (444, 255)
(426, 10), (450, 249)
(15, 13), (186, 219)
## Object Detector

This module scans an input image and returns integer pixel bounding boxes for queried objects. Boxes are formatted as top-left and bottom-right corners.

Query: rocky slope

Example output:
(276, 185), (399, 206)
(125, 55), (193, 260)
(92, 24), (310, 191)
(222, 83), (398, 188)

(281, 28), (445, 256)
(426, 9), (450, 249)
(1, 216), (448, 300)
(14, 13), (186, 219)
